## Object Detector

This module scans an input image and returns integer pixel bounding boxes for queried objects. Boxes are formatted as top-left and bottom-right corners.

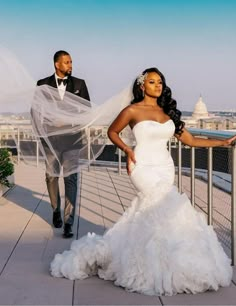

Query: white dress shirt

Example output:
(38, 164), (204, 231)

(55, 73), (68, 100)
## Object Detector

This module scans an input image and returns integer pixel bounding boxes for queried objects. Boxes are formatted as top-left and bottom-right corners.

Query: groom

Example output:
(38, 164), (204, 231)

(37, 50), (90, 238)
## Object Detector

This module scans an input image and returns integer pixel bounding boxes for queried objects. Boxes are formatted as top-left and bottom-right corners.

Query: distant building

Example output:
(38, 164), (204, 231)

(192, 95), (209, 120)
(0, 115), (33, 147)
(1, 97), (236, 151)
(183, 96), (236, 130)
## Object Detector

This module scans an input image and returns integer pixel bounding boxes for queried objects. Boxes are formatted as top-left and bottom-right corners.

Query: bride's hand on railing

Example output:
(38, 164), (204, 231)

(222, 135), (236, 146)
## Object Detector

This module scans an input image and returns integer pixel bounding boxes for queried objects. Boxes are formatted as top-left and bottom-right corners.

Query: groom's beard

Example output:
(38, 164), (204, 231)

(65, 70), (72, 77)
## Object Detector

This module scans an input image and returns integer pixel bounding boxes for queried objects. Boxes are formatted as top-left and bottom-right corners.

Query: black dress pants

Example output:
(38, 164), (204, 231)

(42, 137), (79, 226)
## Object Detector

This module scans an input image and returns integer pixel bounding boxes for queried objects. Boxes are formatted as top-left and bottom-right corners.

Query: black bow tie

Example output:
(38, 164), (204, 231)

(57, 78), (68, 86)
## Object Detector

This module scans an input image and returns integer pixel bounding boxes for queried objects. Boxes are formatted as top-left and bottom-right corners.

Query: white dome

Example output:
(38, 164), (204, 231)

(192, 96), (209, 119)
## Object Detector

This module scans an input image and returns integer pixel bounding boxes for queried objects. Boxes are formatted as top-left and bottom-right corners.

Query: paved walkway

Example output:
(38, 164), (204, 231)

(0, 163), (236, 305)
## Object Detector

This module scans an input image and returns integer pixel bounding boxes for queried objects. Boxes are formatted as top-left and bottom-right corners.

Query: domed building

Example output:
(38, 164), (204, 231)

(192, 95), (209, 119)
(182, 95), (236, 131)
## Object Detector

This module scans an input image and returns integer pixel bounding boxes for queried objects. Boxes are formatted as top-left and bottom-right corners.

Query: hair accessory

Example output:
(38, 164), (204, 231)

(136, 72), (148, 85)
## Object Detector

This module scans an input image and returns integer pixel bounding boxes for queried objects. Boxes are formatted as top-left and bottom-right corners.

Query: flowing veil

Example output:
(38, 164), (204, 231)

(0, 46), (134, 176)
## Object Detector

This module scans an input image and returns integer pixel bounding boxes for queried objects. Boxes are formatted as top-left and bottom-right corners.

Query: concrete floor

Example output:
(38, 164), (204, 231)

(0, 163), (235, 305)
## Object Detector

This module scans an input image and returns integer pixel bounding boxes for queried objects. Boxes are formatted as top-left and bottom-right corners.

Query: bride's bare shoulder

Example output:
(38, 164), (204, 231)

(124, 103), (143, 113)
(118, 103), (144, 121)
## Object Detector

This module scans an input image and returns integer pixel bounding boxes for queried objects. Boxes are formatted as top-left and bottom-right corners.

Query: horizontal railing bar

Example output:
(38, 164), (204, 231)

(188, 128), (236, 139)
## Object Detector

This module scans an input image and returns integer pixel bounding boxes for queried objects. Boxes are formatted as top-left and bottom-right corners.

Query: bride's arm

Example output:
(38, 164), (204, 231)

(107, 106), (136, 175)
(175, 128), (236, 147)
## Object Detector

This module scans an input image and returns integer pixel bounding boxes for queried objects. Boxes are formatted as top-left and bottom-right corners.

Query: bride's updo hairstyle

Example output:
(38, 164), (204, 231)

(131, 67), (185, 135)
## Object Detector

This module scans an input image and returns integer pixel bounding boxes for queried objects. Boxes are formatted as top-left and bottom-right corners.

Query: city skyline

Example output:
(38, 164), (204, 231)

(0, 0), (235, 111)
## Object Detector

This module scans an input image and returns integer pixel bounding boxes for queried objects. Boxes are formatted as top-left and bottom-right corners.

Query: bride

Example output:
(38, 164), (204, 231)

(50, 67), (236, 296)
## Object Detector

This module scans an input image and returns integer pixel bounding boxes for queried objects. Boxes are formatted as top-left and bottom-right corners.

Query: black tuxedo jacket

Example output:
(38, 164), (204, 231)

(36, 74), (90, 152)
(37, 74), (90, 102)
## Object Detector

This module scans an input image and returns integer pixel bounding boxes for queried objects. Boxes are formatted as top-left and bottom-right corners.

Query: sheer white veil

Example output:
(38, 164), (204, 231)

(0, 46), (134, 176)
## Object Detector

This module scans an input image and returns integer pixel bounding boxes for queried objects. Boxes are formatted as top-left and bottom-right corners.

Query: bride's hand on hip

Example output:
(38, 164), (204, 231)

(125, 148), (136, 176)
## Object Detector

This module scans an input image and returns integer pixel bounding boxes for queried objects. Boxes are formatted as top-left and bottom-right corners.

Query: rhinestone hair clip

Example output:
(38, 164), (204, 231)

(136, 72), (148, 85)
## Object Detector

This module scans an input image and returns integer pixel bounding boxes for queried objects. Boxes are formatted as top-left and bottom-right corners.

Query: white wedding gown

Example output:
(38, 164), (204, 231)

(50, 120), (232, 296)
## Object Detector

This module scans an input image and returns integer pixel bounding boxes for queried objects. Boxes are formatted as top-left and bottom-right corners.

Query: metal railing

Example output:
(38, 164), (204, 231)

(2, 126), (236, 265)
(176, 128), (236, 265)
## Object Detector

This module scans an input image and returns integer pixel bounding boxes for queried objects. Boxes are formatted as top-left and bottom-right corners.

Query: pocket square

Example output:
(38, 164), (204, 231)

(74, 90), (80, 94)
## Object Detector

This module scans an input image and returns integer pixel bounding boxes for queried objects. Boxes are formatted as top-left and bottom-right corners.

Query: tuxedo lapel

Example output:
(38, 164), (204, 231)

(46, 75), (62, 101)
(65, 77), (74, 94)
(47, 75), (57, 88)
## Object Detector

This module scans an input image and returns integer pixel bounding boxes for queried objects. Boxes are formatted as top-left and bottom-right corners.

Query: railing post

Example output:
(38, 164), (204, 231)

(36, 140), (39, 167)
(17, 127), (20, 164)
(118, 149), (121, 175)
(87, 127), (91, 172)
(208, 147), (213, 225)
(178, 140), (182, 193)
(191, 147), (195, 207)
(231, 144), (236, 265)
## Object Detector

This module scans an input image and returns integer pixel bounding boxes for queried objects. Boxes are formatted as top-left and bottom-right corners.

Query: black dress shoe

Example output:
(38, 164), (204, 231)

(63, 224), (73, 238)
(52, 211), (63, 228)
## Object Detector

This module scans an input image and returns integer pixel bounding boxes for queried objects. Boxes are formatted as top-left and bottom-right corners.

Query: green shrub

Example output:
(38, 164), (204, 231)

(0, 148), (14, 187)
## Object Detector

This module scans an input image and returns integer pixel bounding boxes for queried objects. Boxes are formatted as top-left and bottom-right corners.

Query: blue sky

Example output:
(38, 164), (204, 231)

(0, 0), (235, 110)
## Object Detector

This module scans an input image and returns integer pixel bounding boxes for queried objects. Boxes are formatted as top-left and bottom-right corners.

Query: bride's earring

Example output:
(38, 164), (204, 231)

(141, 86), (145, 98)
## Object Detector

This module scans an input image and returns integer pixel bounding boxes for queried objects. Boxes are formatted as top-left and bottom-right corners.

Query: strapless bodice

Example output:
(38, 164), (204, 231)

(132, 119), (175, 166)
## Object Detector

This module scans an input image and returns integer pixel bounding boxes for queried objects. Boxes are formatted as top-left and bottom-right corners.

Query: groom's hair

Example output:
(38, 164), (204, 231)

(53, 50), (70, 63)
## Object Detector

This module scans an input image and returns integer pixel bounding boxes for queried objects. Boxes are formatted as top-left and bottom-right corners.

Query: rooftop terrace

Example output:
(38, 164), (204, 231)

(0, 163), (236, 305)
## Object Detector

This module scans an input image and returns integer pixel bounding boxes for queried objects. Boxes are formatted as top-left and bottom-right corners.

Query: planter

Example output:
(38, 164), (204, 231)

(0, 174), (14, 197)
(0, 148), (15, 194)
